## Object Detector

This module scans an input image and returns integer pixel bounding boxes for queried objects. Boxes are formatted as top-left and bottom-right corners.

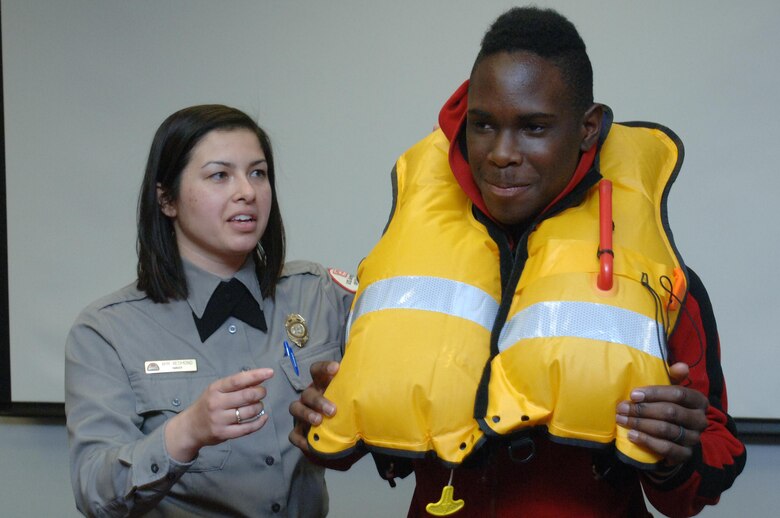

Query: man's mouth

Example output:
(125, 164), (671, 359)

(484, 180), (531, 197)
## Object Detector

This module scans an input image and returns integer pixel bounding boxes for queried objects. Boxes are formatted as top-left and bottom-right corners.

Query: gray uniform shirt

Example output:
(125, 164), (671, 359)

(65, 259), (355, 517)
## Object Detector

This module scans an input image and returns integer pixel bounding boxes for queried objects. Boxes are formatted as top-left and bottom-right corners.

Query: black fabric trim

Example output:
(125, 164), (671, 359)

(307, 439), (364, 461)
(598, 105), (614, 145)
(543, 167), (602, 223)
(649, 442), (700, 491)
(697, 447), (747, 499)
(687, 267), (747, 496)
(647, 442), (746, 500)
(473, 357), (493, 422)
(381, 165), (399, 236)
(613, 447), (665, 471)
(309, 432), (490, 471)
(686, 267), (725, 412)
(620, 120), (688, 336)
(473, 208), (513, 291)
(472, 208), (513, 419)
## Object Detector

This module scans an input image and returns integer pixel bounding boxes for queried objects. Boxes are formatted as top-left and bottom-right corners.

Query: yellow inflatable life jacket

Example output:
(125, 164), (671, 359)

(308, 122), (687, 468)
(477, 122), (687, 467)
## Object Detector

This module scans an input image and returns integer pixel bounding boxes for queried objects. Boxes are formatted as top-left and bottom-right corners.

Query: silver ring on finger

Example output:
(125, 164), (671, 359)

(235, 408), (243, 425)
(239, 408), (265, 424)
(673, 424), (685, 444)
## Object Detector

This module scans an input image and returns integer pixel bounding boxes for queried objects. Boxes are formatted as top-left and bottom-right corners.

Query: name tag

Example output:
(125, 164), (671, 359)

(144, 359), (197, 374)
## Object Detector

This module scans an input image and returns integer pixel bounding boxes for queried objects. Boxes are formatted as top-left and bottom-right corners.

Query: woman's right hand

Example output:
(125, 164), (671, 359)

(164, 368), (274, 462)
(288, 361), (340, 452)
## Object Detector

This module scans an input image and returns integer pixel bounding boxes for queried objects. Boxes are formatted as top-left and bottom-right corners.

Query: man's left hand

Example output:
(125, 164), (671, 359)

(616, 362), (709, 467)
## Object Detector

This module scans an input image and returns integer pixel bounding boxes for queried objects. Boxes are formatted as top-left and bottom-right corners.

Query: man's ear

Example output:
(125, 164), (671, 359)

(157, 184), (176, 218)
(580, 103), (604, 152)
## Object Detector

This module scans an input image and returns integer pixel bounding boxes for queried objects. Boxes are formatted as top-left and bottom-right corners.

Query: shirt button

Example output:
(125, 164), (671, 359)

(171, 398), (181, 407)
(151, 464), (159, 474)
(265, 456), (275, 466)
(271, 503), (281, 513)
(228, 324), (237, 334)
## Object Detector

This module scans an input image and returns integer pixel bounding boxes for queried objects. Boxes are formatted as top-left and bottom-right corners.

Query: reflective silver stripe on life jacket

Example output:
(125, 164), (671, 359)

(497, 301), (667, 359)
(347, 276), (499, 338)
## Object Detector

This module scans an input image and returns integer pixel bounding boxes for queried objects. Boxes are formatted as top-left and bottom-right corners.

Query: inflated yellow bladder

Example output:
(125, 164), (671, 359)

(308, 122), (687, 469)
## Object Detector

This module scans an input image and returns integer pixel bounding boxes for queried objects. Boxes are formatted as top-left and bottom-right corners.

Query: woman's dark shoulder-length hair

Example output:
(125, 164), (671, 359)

(136, 104), (286, 303)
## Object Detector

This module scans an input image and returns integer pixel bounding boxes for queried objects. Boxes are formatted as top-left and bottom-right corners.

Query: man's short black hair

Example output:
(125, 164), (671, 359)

(473, 6), (594, 113)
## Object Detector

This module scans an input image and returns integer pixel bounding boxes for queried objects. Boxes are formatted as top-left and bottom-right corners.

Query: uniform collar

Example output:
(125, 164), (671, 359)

(183, 257), (264, 319)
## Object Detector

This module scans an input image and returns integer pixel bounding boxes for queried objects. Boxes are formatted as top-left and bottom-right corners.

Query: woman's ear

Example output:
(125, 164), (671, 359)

(580, 103), (604, 152)
(157, 184), (176, 218)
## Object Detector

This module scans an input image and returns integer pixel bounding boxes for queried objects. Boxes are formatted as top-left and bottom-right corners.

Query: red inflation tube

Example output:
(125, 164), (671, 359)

(597, 180), (614, 291)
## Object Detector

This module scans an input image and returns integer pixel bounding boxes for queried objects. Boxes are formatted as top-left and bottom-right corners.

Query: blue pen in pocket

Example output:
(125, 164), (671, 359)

(283, 340), (300, 376)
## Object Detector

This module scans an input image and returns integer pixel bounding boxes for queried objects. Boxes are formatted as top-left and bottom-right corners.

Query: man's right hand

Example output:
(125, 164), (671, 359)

(289, 360), (340, 451)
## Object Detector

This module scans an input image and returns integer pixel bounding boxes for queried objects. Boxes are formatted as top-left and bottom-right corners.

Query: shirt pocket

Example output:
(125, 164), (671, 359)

(278, 340), (341, 391)
(133, 373), (231, 472)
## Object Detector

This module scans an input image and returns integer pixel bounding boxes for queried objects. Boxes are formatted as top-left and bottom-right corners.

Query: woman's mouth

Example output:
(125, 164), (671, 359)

(228, 214), (257, 230)
(229, 214), (256, 222)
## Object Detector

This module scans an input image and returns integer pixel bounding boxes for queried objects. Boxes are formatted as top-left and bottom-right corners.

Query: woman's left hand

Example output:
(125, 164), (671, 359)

(165, 368), (274, 463)
(616, 362), (709, 467)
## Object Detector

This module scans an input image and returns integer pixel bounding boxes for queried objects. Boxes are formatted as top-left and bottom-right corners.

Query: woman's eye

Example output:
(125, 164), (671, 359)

(209, 171), (228, 180)
(251, 169), (268, 178)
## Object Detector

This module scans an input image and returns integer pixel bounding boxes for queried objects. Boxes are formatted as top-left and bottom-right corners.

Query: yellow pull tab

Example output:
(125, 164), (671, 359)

(425, 485), (464, 516)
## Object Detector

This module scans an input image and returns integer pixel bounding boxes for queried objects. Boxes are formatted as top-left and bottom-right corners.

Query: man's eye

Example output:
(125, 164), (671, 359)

(472, 121), (493, 131)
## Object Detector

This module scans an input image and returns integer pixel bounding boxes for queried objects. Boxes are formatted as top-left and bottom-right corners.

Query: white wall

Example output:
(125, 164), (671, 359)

(3, 0), (780, 420)
(2, 0), (778, 516)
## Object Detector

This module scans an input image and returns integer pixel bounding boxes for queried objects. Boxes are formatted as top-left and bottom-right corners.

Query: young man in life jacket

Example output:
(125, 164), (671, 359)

(290, 6), (745, 517)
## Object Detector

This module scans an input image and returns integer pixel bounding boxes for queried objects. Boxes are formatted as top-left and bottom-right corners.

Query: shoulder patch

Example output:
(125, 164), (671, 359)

(328, 268), (359, 293)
